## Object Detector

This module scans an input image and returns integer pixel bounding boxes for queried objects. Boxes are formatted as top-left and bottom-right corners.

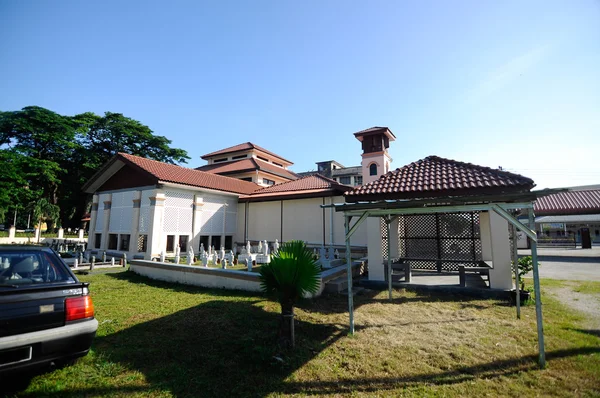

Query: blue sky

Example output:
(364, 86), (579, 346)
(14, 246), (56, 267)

(1, 0), (599, 189)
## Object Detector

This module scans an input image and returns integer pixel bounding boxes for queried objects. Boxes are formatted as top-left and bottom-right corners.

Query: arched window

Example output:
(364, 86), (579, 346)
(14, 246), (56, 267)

(369, 163), (377, 176)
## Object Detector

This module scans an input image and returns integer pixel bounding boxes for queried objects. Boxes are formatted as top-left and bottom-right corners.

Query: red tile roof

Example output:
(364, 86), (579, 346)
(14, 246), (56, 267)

(253, 174), (349, 195)
(118, 153), (259, 195)
(196, 158), (298, 180)
(346, 156), (535, 201)
(534, 190), (600, 215)
(200, 142), (293, 164)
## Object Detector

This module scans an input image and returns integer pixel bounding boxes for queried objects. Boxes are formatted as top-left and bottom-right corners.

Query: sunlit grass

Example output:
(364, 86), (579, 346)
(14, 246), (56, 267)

(9, 271), (600, 397)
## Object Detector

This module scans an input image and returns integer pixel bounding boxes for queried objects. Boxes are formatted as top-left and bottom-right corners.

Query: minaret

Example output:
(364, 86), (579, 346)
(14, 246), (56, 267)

(354, 127), (396, 185)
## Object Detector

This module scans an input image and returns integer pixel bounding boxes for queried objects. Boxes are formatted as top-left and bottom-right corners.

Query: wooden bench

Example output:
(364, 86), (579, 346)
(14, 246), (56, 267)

(384, 261), (412, 283)
(458, 261), (492, 288)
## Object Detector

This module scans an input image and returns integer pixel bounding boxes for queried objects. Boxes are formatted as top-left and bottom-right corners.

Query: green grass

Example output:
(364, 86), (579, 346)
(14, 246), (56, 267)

(9, 272), (600, 397)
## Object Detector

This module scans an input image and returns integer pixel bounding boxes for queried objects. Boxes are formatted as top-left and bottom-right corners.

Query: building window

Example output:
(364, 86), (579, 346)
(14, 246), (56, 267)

(239, 177), (253, 182)
(95, 233), (102, 249)
(339, 176), (351, 185)
(263, 178), (275, 186)
(212, 235), (221, 250)
(179, 235), (189, 252)
(138, 235), (147, 252)
(257, 156), (269, 162)
(355, 176), (363, 185)
(369, 163), (377, 176)
(166, 235), (175, 252)
(108, 234), (118, 250)
(232, 154), (247, 160)
(273, 162), (283, 167)
(214, 157), (228, 163)
(199, 235), (209, 252)
(225, 236), (233, 250)
(119, 234), (130, 251)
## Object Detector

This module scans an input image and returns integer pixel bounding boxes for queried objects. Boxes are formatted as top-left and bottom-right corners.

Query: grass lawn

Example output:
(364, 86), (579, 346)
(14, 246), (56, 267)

(8, 271), (600, 397)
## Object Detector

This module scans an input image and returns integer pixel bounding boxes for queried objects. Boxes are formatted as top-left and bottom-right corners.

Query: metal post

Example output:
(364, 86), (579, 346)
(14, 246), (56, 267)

(345, 215), (354, 334)
(529, 210), (546, 368)
(512, 224), (521, 319)
(386, 216), (393, 300)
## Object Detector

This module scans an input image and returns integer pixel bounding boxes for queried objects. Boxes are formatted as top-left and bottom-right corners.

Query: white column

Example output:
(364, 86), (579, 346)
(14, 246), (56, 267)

(87, 195), (99, 249)
(481, 211), (512, 289)
(145, 191), (165, 260)
(57, 228), (64, 239)
(367, 217), (385, 281)
(191, 196), (204, 253)
(101, 195), (112, 250)
(130, 191), (142, 257)
(389, 217), (400, 259)
(480, 212), (492, 261)
(8, 226), (15, 239)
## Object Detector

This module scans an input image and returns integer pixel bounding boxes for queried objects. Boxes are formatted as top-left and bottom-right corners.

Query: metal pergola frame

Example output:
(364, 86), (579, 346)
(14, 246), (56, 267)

(329, 199), (546, 368)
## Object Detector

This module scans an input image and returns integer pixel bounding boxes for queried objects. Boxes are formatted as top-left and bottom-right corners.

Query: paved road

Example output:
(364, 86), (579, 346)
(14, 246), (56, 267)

(518, 247), (600, 281)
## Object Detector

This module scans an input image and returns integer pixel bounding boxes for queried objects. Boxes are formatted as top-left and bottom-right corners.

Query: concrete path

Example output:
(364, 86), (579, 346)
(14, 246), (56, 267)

(518, 247), (600, 281)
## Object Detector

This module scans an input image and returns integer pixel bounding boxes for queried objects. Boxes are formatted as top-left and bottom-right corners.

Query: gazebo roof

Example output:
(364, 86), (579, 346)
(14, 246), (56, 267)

(345, 156), (535, 202)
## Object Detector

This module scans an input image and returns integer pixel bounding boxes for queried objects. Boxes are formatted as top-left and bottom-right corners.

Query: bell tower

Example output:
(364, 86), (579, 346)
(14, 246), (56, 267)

(354, 126), (396, 185)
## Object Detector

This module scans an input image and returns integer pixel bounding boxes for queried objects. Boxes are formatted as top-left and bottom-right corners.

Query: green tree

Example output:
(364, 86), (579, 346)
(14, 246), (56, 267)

(0, 107), (189, 228)
(259, 241), (321, 349)
(32, 198), (60, 241)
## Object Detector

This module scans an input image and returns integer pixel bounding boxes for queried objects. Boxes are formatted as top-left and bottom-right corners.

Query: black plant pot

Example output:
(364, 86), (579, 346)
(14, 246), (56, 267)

(510, 289), (531, 305)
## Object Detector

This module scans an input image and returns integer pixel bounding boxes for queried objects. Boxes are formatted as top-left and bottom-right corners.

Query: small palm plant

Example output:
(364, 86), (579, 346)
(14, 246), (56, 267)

(259, 240), (321, 349)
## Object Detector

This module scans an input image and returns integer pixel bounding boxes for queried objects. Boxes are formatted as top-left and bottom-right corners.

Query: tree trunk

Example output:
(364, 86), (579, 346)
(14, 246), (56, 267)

(278, 300), (295, 349)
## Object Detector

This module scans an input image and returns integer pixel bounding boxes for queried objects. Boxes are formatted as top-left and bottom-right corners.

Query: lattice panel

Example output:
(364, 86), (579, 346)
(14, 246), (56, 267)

(401, 214), (437, 238)
(109, 191), (135, 233)
(398, 212), (482, 271)
(439, 213), (472, 238)
(380, 218), (388, 259)
(199, 194), (238, 235)
(405, 238), (438, 258)
(137, 235), (147, 252)
(138, 190), (152, 233)
(163, 191), (194, 233)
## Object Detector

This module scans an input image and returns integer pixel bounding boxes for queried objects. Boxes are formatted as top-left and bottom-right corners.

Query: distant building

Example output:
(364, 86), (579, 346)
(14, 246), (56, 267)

(298, 161), (362, 187)
(195, 142), (298, 187)
(532, 185), (600, 245)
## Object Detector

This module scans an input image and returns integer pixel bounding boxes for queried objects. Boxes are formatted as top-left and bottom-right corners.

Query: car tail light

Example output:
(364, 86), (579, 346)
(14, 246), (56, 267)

(65, 295), (95, 322)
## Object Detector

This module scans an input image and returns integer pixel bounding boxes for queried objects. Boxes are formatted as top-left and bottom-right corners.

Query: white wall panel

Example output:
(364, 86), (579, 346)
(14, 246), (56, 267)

(163, 190), (194, 234)
(138, 190), (152, 233)
(109, 191), (135, 233)
(247, 201), (281, 241)
(281, 198), (323, 244)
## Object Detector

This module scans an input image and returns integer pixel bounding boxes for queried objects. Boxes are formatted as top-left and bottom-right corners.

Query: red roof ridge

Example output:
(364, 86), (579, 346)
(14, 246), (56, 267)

(117, 152), (259, 194)
(423, 155), (535, 184)
(251, 173), (349, 195)
(345, 155), (535, 200)
(200, 142), (293, 164)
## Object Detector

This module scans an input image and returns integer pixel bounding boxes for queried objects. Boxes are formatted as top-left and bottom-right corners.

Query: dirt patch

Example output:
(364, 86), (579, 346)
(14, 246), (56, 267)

(545, 282), (600, 329)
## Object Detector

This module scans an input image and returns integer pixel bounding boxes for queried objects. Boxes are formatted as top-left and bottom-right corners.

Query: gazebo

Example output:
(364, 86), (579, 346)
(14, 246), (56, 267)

(327, 156), (547, 368)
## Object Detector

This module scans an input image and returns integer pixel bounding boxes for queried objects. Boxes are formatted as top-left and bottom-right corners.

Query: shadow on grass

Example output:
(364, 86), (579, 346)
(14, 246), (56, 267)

(12, 271), (598, 397)
(567, 328), (600, 338)
(271, 346), (600, 396)
(298, 286), (500, 316)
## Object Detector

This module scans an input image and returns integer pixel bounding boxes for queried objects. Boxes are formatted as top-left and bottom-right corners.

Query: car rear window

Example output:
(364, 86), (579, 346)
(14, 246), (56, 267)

(0, 250), (75, 287)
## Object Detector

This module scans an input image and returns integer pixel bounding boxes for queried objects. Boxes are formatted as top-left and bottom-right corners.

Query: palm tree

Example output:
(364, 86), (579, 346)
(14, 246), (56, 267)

(259, 240), (321, 349)
(32, 198), (60, 242)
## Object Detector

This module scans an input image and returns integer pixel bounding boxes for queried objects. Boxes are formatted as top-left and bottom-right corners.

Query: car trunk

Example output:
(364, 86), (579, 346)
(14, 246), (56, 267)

(0, 284), (86, 338)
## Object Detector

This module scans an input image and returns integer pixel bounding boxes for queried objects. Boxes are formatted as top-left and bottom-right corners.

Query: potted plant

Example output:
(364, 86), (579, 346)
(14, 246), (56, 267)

(510, 255), (540, 304)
